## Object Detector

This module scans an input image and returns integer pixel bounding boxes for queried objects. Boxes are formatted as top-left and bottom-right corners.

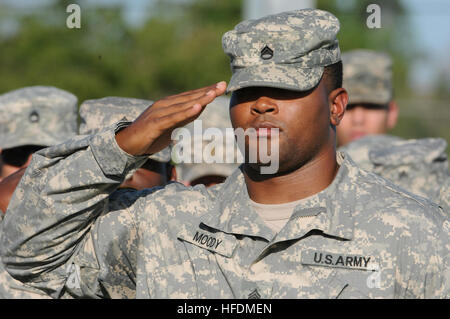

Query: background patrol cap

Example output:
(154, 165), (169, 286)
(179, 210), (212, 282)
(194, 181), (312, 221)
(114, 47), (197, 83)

(79, 97), (171, 163)
(222, 9), (341, 93)
(0, 86), (78, 150)
(175, 96), (241, 183)
(342, 49), (393, 105)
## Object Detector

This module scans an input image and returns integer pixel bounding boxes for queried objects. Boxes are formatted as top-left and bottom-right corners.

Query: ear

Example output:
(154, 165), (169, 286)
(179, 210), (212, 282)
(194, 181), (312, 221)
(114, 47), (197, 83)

(329, 88), (348, 126)
(386, 100), (399, 130)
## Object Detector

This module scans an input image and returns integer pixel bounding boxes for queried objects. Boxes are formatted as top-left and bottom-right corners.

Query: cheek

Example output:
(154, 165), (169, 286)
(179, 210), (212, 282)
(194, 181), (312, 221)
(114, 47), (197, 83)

(279, 105), (317, 149)
(366, 112), (389, 132)
(337, 116), (353, 137)
(230, 104), (250, 128)
(284, 102), (328, 135)
(339, 112), (352, 127)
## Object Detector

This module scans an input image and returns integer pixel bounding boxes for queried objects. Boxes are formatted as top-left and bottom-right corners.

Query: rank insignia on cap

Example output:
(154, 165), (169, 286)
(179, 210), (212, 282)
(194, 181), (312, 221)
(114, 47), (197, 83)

(260, 45), (273, 60)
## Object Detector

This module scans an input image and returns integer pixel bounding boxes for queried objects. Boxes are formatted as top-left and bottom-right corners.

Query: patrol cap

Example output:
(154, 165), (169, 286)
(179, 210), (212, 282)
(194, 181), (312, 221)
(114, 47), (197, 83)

(175, 96), (241, 182)
(79, 97), (171, 163)
(342, 49), (393, 105)
(0, 86), (78, 150)
(222, 9), (341, 93)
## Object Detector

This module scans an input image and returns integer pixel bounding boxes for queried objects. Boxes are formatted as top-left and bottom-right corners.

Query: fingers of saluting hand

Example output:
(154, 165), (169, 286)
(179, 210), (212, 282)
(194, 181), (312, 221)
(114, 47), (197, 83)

(138, 81), (227, 130)
(155, 81), (227, 108)
(115, 82), (227, 156)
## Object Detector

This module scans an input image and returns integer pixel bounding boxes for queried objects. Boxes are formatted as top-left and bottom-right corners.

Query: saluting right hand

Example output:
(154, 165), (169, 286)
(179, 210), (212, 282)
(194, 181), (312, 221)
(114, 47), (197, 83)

(115, 81), (227, 156)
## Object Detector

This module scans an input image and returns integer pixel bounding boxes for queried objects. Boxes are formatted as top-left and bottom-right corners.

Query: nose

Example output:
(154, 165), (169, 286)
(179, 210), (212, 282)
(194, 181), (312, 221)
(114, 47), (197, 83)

(251, 97), (278, 115)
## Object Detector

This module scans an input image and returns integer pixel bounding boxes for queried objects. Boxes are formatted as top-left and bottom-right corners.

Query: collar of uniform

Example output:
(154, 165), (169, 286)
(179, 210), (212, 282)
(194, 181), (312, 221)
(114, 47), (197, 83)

(262, 152), (354, 244)
(199, 167), (275, 242)
(200, 152), (356, 242)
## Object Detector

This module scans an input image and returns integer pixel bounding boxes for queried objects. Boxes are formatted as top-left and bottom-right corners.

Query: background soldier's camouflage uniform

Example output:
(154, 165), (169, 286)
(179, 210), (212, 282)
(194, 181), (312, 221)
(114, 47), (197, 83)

(0, 86), (78, 299)
(440, 178), (450, 212)
(340, 135), (449, 203)
(0, 9), (448, 299)
(338, 50), (449, 203)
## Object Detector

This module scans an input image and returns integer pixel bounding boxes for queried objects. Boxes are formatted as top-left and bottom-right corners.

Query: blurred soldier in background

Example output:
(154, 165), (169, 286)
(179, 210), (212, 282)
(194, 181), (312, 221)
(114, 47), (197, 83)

(0, 86), (78, 214)
(337, 50), (399, 147)
(0, 86), (77, 299)
(175, 96), (241, 187)
(338, 50), (448, 203)
(79, 97), (174, 190)
(0, 86), (78, 181)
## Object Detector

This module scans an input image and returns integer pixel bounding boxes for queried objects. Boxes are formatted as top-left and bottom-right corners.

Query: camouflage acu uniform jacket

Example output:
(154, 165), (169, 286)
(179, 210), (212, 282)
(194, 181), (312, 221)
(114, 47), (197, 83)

(0, 125), (448, 299)
(440, 178), (450, 213)
(0, 220), (51, 298)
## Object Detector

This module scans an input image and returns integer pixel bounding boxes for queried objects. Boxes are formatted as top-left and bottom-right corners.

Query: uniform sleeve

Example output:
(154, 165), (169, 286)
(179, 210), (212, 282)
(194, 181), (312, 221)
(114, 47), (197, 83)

(59, 190), (150, 299)
(439, 178), (450, 214)
(0, 123), (148, 298)
(423, 219), (450, 299)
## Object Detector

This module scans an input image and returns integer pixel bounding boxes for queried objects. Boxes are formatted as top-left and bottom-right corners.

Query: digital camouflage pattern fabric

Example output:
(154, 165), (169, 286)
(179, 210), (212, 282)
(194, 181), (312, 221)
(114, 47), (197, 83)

(223, 9), (341, 93)
(338, 135), (403, 171)
(439, 178), (450, 212)
(0, 86), (78, 150)
(0, 250), (51, 299)
(342, 50), (393, 105)
(339, 135), (449, 203)
(79, 97), (171, 163)
(1, 9), (448, 300)
(0, 124), (448, 299)
(0, 86), (78, 299)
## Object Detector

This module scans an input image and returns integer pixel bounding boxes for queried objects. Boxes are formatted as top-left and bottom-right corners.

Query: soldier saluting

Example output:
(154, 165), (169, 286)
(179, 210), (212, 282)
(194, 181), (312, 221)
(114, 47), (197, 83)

(1, 9), (448, 298)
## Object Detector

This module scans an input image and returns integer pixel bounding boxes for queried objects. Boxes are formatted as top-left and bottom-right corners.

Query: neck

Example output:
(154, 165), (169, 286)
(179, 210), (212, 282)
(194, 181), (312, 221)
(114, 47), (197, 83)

(243, 146), (339, 204)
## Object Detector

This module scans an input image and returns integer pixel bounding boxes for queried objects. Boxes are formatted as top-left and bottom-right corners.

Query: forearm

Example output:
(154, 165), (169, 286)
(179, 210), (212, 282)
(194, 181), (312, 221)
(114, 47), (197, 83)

(0, 123), (147, 283)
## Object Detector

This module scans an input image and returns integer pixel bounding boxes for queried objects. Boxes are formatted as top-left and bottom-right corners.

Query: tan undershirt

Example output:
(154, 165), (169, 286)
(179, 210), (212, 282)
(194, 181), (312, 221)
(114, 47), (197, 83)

(249, 196), (313, 233)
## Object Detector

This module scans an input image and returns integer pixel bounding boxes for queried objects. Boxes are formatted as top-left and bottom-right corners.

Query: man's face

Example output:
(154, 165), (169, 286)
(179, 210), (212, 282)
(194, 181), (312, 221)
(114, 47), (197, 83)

(229, 79), (334, 174)
(337, 103), (393, 146)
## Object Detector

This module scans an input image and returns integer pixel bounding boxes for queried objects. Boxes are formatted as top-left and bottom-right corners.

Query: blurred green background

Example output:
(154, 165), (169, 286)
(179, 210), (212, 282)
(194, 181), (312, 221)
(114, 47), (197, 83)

(0, 0), (449, 153)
